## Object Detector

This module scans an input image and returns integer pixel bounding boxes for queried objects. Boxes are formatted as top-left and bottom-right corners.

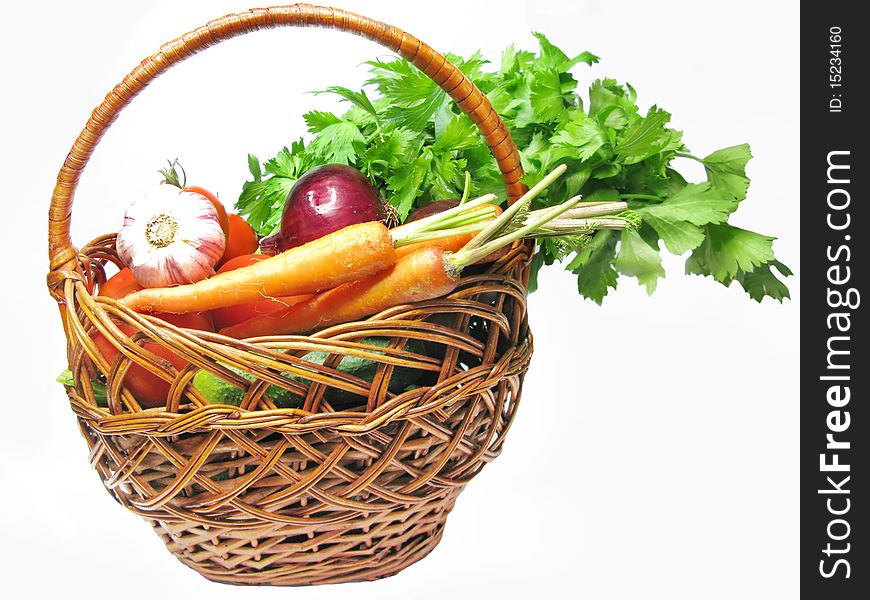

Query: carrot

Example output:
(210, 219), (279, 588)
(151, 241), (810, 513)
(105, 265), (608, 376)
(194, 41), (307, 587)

(220, 188), (611, 339)
(122, 221), (396, 314)
(210, 254), (314, 329)
(221, 246), (459, 338)
(121, 193), (504, 315)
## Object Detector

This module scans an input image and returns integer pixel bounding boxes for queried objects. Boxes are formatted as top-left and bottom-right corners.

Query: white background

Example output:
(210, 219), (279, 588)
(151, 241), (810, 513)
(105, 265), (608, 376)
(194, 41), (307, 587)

(1, 0), (799, 598)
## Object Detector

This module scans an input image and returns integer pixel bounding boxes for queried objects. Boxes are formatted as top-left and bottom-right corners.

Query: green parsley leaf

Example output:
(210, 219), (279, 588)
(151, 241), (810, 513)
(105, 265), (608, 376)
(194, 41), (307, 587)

(247, 153), (262, 181)
(432, 115), (481, 152)
(734, 260), (793, 302)
(589, 78), (638, 127)
(519, 134), (581, 184)
(303, 110), (341, 133)
(238, 176), (296, 236)
(700, 143), (752, 201)
(367, 58), (447, 131)
(551, 111), (608, 161)
(387, 154), (431, 220)
(527, 248), (546, 294)
(237, 144), (323, 236)
(615, 229), (665, 294)
(486, 83), (527, 118)
(637, 182), (738, 227)
(264, 143), (312, 178)
(313, 85), (378, 118)
(530, 70), (567, 122)
(364, 127), (420, 172)
(568, 230), (619, 303)
(615, 106), (682, 165)
(307, 120), (366, 165)
(532, 32), (599, 71)
(641, 215), (704, 255)
(237, 33), (789, 303)
(499, 43), (518, 75)
(462, 142), (507, 198)
(591, 162), (622, 180)
(512, 78), (538, 129)
(428, 153), (466, 199)
(685, 224), (777, 281)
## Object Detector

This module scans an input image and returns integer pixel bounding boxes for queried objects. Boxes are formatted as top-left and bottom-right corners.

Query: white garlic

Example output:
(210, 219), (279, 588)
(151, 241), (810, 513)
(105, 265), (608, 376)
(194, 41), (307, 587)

(116, 185), (226, 288)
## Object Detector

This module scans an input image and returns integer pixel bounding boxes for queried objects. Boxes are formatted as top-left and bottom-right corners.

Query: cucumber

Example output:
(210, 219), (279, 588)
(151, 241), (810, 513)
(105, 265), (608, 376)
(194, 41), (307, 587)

(57, 370), (108, 407)
(192, 366), (300, 408)
(298, 337), (426, 402)
(193, 338), (426, 409)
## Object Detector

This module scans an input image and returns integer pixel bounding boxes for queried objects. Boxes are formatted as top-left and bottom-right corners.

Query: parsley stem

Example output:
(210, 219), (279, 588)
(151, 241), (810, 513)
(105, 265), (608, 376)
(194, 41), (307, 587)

(397, 224), (486, 243)
(390, 193), (497, 245)
(462, 164), (568, 253)
(619, 194), (662, 202)
(434, 206), (499, 230)
(396, 205), (633, 246)
(675, 151), (701, 161)
(460, 171), (472, 204)
(451, 193), (583, 268)
(557, 202), (628, 218)
(533, 215), (639, 235)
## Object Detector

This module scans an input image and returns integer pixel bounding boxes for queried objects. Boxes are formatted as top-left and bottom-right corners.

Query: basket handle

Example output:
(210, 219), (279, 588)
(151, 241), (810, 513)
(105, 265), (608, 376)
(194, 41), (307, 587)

(47, 3), (527, 285)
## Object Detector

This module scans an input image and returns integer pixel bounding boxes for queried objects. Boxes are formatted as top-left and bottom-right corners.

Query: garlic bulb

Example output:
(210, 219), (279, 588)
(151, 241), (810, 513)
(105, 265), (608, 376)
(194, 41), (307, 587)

(116, 185), (226, 288)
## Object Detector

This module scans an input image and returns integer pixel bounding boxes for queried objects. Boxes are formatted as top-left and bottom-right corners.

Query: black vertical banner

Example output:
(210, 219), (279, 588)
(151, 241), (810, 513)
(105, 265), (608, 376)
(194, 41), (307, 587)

(802, 4), (868, 598)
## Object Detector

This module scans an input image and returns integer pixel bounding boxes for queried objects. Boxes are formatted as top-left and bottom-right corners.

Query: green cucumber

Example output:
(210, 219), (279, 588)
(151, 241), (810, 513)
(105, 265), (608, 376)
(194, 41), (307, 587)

(57, 370), (108, 407)
(192, 366), (300, 408)
(193, 338), (427, 408)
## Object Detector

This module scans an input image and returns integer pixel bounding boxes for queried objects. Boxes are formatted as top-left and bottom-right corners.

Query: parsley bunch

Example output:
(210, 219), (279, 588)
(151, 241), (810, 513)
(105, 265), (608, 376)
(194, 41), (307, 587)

(237, 34), (790, 303)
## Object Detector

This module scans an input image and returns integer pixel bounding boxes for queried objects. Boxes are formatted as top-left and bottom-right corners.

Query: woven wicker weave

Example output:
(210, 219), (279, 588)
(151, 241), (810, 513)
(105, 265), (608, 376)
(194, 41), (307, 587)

(48, 4), (532, 586)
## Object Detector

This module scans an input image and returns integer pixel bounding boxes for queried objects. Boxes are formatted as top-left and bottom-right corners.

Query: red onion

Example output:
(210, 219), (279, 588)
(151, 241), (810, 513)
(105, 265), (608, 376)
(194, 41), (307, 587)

(260, 164), (388, 254)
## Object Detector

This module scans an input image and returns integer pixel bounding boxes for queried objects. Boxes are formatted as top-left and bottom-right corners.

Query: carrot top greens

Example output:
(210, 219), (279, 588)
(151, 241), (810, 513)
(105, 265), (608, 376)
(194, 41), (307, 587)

(237, 34), (791, 303)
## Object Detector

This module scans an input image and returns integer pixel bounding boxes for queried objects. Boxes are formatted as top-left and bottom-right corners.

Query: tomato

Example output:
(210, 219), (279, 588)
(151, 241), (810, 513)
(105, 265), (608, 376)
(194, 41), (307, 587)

(217, 214), (259, 267)
(211, 254), (312, 330)
(184, 185), (230, 239)
(216, 253), (267, 273)
(98, 266), (142, 298)
(92, 268), (214, 408)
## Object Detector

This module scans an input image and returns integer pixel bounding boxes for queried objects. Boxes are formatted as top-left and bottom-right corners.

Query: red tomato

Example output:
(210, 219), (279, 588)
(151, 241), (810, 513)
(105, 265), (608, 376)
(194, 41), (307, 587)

(184, 185), (230, 239)
(92, 268), (213, 407)
(211, 254), (312, 330)
(217, 214), (259, 267)
(216, 253), (267, 273)
(98, 267), (142, 299)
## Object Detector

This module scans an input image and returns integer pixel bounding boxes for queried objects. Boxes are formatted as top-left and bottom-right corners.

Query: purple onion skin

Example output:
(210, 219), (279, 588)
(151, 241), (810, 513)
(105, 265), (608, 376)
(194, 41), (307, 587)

(258, 231), (282, 256)
(405, 199), (460, 223)
(260, 164), (387, 254)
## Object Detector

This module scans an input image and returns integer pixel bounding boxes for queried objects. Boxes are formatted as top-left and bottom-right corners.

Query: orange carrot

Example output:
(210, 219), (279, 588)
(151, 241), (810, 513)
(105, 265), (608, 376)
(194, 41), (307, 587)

(221, 246), (459, 338)
(210, 254), (313, 330)
(122, 221), (396, 314)
(123, 167), (583, 317)
(221, 186), (597, 338)
(121, 197), (503, 315)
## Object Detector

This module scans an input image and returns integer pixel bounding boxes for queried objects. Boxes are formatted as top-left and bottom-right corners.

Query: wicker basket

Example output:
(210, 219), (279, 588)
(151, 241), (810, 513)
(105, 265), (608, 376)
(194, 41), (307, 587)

(48, 4), (532, 586)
